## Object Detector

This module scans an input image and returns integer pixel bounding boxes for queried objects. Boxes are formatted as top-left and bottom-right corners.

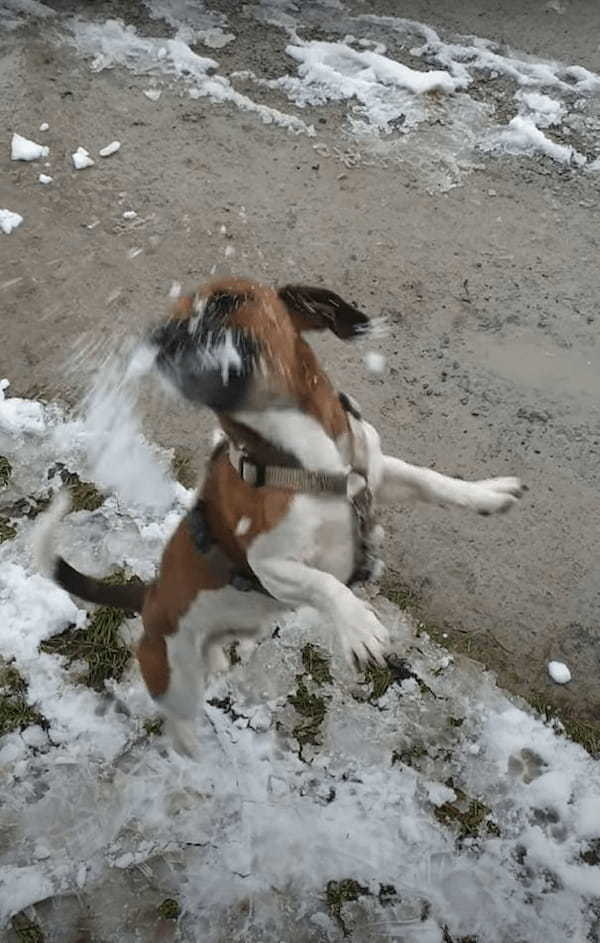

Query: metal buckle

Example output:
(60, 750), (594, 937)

(239, 455), (255, 485)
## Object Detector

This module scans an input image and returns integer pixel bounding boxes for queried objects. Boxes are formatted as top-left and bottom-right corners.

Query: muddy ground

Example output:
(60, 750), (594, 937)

(1, 0), (599, 746)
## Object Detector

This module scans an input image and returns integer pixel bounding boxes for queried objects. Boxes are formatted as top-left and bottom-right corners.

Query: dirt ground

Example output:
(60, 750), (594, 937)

(1, 0), (599, 746)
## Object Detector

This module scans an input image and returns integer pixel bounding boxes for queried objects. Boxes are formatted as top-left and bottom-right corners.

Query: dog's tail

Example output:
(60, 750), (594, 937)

(33, 491), (146, 613)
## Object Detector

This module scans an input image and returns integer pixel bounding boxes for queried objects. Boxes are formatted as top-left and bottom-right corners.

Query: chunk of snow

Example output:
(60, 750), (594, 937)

(39, 121), (49, 131)
(485, 115), (585, 166)
(0, 866), (53, 923)
(517, 91), (564, 127)
(70, 19), (313, 135)
(72, 146), (95, 169)
(128, 246), (143, 258)
(548, 660), (571, 684)
(0, 393), (45, 433)
(122, 210), (137, 219)
(99, 140), (121, 157)
(0, 209), (23, 234)
(286, 40), (457, 96)
(11, 132), (49, 161)
(224, 245), (235, 258)
(196, 28), (235, 49)
(168, 280), (181, 298)
(38, 173), (53, 184)
(364, 351), (386, 373)
(143, 87), (161, 101)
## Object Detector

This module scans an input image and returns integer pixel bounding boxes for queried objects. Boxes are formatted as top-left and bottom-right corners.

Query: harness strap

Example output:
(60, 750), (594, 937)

(228, 442), (350, 496)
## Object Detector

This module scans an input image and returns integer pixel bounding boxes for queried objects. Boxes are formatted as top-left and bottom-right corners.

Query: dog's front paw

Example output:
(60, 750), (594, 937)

(468, 477), (525, 515)
(341, 608), (390, 669)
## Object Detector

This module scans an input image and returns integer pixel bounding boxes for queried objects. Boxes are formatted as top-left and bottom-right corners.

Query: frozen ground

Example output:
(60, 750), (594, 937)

(1, 0), (600, 938)
(0, 376), (599, 942)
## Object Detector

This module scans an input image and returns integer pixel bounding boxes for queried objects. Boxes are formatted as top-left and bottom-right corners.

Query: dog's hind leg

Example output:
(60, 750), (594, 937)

(137, 628), (202, 759)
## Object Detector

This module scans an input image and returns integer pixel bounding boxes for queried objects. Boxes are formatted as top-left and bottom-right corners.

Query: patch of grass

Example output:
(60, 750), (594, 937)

(157, 898), (181, 920)
(143, 717), (164, 737)
(10, 912), (44, 942)
(2, 495), (50, 520)
(326, 879), (370, 936)
(40, 570), (138, 692)
(378, 884), (397, 907)
(301, 643), (332, 685)
(448, 716), (464, 728)
(288, 676), (329, 755)
(360, 653), (415, 701)
(0, 455), (12, 488)
(381, 582), (419, 613)
(172, 447), (197, 489)
(526, 694), (600, 758)
(392, 743), (427, 768)
(580, 839), (600, 867)
(47, 463), (104, 512)
(0, 516), (17, 543)
(443, 930), (478, 943)
(434, 781), (499, 841)
(227, 640), (241, 666)
(0, 662), (47, 736)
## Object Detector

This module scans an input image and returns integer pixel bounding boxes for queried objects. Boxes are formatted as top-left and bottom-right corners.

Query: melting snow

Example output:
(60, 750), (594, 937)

(68, 18), (313, 136)
(0, 367), (599, 939)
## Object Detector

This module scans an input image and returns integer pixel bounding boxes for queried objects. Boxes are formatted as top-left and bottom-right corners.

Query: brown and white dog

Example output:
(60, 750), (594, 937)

(34, 277), (523, 755)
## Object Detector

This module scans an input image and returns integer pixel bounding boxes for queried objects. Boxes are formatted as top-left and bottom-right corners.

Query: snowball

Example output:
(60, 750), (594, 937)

(364, 351), (386, 373)
(39, 122), (49, 131)
(235, 516), (251, 536)
(11, 132), (49, 161)
(72, 146), (95, 170)
(38, 174), (53, 184)
(99, 140), (121, 157)
(548, 661), (571, 684)
(0, 209), (23, 234)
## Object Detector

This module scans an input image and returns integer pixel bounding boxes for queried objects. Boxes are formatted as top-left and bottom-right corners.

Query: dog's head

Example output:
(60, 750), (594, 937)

(149, 277), (369, 412)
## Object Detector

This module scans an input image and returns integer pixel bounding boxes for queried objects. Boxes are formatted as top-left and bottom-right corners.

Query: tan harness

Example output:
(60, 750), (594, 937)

(225, 394), (378, 584)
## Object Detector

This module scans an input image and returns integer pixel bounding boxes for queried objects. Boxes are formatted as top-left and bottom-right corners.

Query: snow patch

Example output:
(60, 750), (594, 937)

(38, 173), (52, 184)
(68, 18), (313, 135)
(0, 379), (599, 940)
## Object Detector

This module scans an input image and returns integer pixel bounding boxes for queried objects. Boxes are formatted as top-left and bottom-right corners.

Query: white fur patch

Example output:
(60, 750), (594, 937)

(233, 408), (347, 473)
(32, 490), (71, 578)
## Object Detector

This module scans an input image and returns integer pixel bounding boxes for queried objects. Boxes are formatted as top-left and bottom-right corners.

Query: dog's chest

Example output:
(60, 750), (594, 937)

(248, 493), (356, 584)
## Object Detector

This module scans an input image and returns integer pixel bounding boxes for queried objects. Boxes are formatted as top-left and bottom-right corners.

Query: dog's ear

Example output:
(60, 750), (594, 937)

(278, 284), (370, 340)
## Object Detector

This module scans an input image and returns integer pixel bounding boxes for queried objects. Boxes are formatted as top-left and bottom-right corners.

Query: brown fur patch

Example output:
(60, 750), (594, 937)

(201, 447), (294, 567)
